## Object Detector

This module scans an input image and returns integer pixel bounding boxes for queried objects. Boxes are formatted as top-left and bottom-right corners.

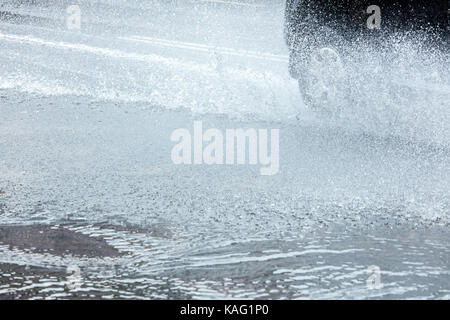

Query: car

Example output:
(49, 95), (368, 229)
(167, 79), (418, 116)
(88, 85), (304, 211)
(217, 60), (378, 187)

(284, 0), (449, 115)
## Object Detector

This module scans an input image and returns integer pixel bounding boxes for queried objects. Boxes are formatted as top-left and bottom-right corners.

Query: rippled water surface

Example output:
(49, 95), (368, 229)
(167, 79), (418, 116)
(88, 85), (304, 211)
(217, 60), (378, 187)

(0, 0), (449, 299)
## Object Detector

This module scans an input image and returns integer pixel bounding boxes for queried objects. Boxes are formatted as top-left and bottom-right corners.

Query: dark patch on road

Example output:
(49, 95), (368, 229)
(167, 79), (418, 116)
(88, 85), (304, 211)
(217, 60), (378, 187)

(0, 225), (121, 258)
(0, 263), (67, 300)
(0, 10), (55, 26)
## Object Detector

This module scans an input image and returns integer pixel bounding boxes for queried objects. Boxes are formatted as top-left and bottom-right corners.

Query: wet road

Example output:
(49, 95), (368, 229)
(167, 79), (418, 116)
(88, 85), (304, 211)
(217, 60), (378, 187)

(0, 0), (449, 299)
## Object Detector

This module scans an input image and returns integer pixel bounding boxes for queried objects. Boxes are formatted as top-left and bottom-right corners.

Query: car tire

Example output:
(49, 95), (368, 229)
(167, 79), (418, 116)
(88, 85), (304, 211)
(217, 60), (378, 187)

(296, 46), (348, 117)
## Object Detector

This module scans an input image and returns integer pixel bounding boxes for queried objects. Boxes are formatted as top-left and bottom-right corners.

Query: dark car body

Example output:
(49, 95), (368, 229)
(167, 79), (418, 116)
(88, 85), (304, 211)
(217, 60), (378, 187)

(285, 0), (448, 47)
(285, 0), (449, 113)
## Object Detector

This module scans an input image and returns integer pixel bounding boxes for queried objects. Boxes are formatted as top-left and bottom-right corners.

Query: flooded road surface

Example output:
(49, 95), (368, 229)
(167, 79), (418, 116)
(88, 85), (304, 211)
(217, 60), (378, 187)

(0, 1), (449, 299)
(0, 220), (449, 299)
(1, 92), (449, 299)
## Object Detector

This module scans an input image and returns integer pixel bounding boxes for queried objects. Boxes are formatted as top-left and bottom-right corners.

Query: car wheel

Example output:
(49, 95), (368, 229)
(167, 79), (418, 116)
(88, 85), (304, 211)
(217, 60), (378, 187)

(298, 47), (347, 117)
